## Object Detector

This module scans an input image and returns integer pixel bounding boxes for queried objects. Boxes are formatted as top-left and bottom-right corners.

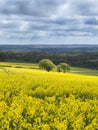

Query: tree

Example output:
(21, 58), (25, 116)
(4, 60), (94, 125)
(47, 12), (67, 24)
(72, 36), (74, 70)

(39, 59), (55, 71)
(57, 63), (70, 73)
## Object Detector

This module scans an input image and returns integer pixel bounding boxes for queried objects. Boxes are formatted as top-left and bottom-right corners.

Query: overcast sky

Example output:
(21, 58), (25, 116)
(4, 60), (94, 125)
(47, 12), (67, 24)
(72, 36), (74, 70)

(0, 0), (98, 44)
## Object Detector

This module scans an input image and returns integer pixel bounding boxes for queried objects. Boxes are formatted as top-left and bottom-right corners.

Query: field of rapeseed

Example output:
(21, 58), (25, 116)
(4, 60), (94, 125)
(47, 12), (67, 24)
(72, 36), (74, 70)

(0, 67), (98, 130)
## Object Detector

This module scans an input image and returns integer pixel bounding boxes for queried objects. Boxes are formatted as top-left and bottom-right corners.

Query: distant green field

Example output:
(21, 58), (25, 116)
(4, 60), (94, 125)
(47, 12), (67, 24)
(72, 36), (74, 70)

(71, 67), (98, 76)
(0, 62), (38, 69)
(0, 62), (98, 76)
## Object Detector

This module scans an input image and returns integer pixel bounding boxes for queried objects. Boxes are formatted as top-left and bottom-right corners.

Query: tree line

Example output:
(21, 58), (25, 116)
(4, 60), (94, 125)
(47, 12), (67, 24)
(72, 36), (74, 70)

(0, 50), (98, 69)
(39, 59), (70, 72)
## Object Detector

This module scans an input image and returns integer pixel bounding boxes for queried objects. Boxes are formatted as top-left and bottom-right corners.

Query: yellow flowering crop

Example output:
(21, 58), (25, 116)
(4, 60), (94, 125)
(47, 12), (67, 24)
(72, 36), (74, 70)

(0, 67), (98, 130)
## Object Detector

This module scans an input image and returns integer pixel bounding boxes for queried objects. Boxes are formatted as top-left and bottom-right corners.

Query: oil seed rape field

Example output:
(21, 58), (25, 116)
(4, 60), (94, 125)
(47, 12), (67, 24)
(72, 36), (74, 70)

(0, 67), (98, 130)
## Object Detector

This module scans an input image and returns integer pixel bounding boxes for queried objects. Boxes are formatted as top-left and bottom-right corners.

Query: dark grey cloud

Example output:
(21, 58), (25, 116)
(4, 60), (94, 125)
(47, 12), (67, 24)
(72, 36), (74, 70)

(0, 0), (65, 16)
(85, 17), (98, 25)
(0, 0), (98, 44)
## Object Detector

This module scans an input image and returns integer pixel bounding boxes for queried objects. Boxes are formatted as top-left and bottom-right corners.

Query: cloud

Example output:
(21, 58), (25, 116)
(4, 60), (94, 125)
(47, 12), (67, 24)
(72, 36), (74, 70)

(0, 0), (65, 16)
(85, 17), (98, 25)
(0, 0), (98, 44)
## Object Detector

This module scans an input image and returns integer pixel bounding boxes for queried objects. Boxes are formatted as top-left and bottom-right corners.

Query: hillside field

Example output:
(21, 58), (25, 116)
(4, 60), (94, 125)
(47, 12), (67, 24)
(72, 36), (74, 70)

(0, 62), (98, 130)
(0, 61), (98, 76)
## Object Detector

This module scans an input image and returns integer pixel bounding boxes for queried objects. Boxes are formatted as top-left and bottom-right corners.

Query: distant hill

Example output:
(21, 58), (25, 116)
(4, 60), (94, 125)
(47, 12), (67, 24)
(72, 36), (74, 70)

(0, 44), (98, 53)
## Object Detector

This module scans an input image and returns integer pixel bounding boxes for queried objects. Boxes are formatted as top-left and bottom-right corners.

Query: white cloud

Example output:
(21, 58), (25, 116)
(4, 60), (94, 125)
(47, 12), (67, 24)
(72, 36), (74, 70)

(0, 0), (98, 44)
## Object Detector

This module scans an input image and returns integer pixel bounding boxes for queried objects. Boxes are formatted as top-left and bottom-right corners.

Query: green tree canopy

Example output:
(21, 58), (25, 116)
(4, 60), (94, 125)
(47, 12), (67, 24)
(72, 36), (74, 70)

(57, 63), (70, 73)
(39, 59), (55, 71)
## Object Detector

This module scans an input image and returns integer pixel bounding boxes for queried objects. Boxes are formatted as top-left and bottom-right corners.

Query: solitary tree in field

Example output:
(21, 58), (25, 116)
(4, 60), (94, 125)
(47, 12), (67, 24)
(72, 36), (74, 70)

(57, 63), (70, 73)
(39, 59), (55, 72)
